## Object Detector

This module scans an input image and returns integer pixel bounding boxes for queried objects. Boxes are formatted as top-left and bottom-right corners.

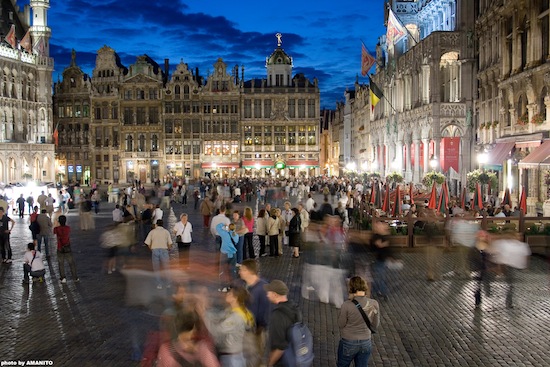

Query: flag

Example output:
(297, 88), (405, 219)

(34, 36), (45, 56)
(5, 24), (16, 49)
(369, 78), (383, 112)
(20, 29), (31, 53)
(53, 124), (59, 146)
(519, 186), (527, 214)
(361, 42), (376, 77)
(386, 9), (407, 46)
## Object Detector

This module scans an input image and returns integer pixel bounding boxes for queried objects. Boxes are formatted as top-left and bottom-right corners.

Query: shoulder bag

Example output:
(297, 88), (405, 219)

(352, 299), (376, 334)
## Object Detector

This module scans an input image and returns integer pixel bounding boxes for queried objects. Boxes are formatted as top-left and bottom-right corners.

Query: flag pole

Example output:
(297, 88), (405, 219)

(368, 75), (398, 115)
(360, 39), (384, 70)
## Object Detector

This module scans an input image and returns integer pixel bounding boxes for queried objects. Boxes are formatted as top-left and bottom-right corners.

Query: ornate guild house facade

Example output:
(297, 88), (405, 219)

(54, 36), (320, 183)
(0, 0), (54, 183)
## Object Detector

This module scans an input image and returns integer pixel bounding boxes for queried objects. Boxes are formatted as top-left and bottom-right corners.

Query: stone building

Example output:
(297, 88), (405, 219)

(0, 0), (54, 183)
(367, 0), (477, 195)
(53, 35), (320, 183)
(476, 0), (550, 213)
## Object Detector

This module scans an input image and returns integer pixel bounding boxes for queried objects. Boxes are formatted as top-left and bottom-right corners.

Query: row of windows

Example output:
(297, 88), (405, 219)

(243, 99), (316, 118)
(123, 107), (159, 124)
(124, 88), (159, 100)
(165, 100), (239, 114)
(243, 125), (317, 145)
(58, 104), (90, 118)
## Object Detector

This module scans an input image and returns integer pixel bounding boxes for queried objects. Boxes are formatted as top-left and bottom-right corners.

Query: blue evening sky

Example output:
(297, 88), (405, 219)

(19, 0), (386, 109)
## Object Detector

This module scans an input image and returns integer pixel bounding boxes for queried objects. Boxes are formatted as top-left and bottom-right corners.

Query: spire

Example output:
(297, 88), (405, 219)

(70, 49), (77, 67)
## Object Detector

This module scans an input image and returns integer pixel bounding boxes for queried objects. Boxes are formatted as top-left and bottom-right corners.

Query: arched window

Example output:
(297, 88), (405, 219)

(126, 135), (133, 152)
(151, 134), (158, 151)
(521, 16), (528, 70)
(138, 134), (145, 152)
(184, 85), (190, 99)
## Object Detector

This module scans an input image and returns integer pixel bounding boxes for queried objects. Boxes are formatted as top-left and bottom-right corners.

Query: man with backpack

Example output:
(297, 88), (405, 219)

(264, 280), (313, 367)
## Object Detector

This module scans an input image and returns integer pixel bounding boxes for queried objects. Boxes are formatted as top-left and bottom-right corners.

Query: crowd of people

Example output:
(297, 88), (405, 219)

(0, 174), (537, 367)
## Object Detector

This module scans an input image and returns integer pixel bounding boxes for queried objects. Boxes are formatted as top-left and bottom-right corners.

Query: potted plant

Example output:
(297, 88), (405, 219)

(422, 171), (445, 187)
(386, 172), (404, 184)
(492, 121), (499, 128)
(531, 113), (545, 125)
(517, 113), (529, 126)
(466, 169), (498, 192)
(479, 122), (485, 129)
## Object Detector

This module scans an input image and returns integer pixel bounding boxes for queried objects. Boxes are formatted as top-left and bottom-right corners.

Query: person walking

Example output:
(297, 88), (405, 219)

(239, 259), (270, 365)
(199, 286), (254, 367)
(36, 209), (52, 258)
(0, 207), (15, 263)
(53, 215), (79, 283)
(16, 194), (26, 218)
(266, 209), (280, 257)
(256, 209), (268, 257)
(200, 196), (214, 227)
(288, 208), (301, 258)
(242, 207), (255, 260)
(145, 219), (173, 289)
(264, 280), (301, 367)
(337, 276), (380, 367)
(172, 213), (193, 268)
(216, 222), (239, 292)
(232, 210), (247, 265)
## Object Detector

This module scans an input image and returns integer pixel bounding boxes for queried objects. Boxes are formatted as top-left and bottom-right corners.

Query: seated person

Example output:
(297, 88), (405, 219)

(23, 242), (46, 283)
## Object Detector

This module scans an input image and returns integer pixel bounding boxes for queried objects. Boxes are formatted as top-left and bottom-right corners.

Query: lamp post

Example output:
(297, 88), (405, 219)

(429, 155), (438, 171)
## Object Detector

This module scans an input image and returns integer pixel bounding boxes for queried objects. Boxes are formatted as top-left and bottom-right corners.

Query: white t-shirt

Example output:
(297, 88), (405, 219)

(24, 250), (45, 271)
(173, 221), (193, 243)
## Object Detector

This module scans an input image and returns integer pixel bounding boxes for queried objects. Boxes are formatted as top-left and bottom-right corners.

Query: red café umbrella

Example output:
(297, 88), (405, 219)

(427, 182), (437, 209)
(409, 182), (414, 205)
(519, 186), (527, 214)
(392, 185), (402, 217)
(502, 187), (511, 206)
(381, 184), (391, 213)
(437, 181), (449, 214)
(460, 186), (467, 210)
(473, 182), (483, 210)
(369, 183), (377, 204)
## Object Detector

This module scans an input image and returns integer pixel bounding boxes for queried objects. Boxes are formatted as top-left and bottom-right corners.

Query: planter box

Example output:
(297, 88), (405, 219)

(413, 235), (445, 247)
(525, 235), (550, 256)
(388, 236), (409, 248)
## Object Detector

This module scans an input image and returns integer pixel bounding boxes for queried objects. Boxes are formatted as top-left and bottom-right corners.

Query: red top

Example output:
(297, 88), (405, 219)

(242, 217), (254, 233)
(53, 225), (71, 249)
(30, 212), (38, 222)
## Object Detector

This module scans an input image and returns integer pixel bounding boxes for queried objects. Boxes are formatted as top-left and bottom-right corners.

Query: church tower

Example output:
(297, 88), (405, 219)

(30, 0), (53, 109)
(265, 33), (293, 87)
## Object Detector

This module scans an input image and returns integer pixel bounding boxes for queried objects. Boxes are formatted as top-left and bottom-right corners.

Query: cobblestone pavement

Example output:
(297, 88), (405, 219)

(0, 195), (549, 367)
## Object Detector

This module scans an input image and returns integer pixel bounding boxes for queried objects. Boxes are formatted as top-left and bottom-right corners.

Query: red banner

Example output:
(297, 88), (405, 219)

(439, 137), (460, 173)
(419, 142), (424, 168)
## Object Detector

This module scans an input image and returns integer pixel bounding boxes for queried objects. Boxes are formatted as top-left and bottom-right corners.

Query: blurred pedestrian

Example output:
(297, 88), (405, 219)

(256, 209), (268, 257)
(288, 207), (301, 258)
(173, 213), (193, 268)
(242, 207), (255, 260)
(36, 209), (52, 258)
(216, 222), (239, 292)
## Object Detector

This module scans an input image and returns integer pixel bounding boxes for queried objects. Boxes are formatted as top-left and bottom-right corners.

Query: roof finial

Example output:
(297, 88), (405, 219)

(276, 33), (282, 47)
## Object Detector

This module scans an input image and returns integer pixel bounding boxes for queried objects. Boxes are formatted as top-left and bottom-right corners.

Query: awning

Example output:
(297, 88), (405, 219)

(518, 140), (550, 168)
(286, 160), (319, 167)
(241, 160), (274, 168)
(201, 162), (240, 169)
(485, 142), (515, 170)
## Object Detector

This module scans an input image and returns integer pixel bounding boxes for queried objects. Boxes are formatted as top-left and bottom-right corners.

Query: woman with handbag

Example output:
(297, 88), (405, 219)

(337, 276), (380, 367)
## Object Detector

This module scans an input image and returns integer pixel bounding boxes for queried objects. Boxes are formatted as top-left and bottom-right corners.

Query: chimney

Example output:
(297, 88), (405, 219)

(195, 67), (200, 83)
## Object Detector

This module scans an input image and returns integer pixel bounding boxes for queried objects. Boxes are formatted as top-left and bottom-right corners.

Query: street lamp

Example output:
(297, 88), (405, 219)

(477, 152), (488, 168)
(429, 155), (438, 171)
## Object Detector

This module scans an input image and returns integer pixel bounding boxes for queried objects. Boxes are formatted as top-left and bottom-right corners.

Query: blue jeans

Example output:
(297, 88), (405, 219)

(219, 253), (237, 287)
(219, 353), (245, 367)
(151, 248), (170, 286)
(236, 236), (244, 264)
(372, 260), (388, 296)
(36, 234), (50, 256)
(337, 338), (372, 367)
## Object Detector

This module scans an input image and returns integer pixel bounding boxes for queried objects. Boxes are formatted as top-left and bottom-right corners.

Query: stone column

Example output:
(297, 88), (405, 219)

(422, 138), (430, 174)
(413, 138), (421, 183)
